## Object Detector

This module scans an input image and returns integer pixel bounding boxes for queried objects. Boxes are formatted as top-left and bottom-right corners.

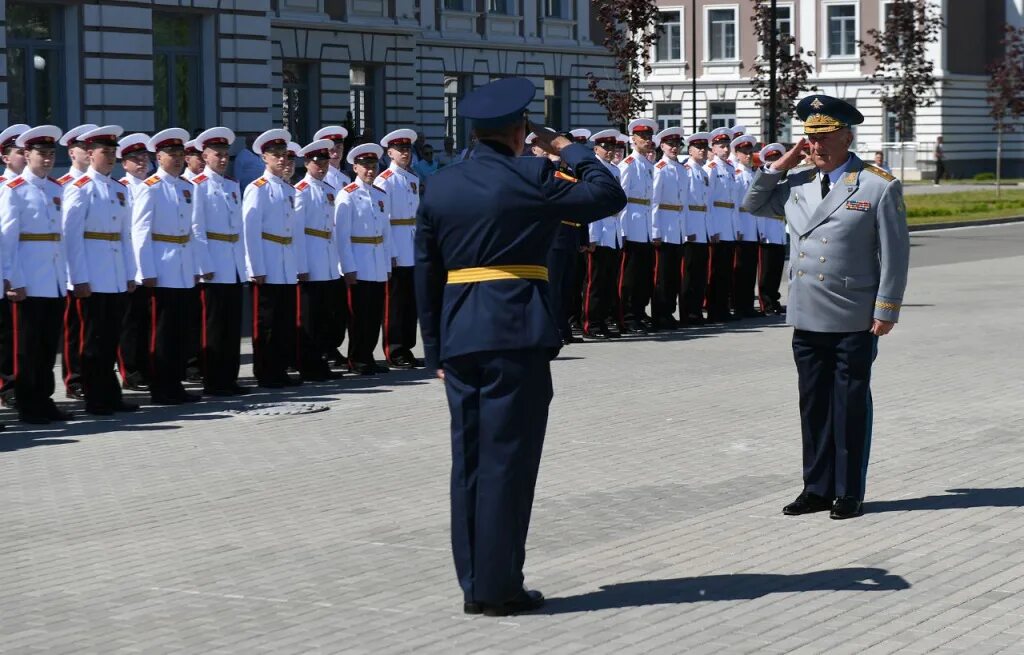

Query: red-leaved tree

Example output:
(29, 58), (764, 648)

(988, 25), (1024, 197)
(588, 0), (662, 126)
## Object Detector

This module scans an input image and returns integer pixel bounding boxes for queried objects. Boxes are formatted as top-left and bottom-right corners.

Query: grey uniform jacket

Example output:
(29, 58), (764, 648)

(743, 154), (910, 333)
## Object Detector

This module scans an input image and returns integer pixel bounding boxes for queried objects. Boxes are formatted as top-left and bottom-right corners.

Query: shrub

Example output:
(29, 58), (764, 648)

(974, 172), (996, 181)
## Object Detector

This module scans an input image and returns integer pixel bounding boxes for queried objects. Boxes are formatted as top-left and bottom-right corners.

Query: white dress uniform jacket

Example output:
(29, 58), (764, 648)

(372, 163), (419, 267)
(588, 159), (622, 248)
(294, 174), (341, 282)
(242, 172), (304, 285)
(732, 162), (759, 242)
(121, 174), (147, 203)
(0, 170), (67, 297)
(132, 168), (200, 289)
(651, 157), (686, 245)
(325, 166), (350, 193)
(681, 161), (710, 243)
(62, 168), (136, 293)
(617, 150), (653, 243)
(703, 156), (736, 240)
(192, 167), (247, 284)
(334, 178), (391, 283)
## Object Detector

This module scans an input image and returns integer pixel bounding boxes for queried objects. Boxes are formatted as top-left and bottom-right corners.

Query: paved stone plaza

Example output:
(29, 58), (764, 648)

(1, 224), (1022, 654)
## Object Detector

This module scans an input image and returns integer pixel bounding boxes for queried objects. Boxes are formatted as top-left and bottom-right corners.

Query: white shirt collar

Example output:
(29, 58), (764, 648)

(86, 166), (108, 181)
(22, 167), (45, 185)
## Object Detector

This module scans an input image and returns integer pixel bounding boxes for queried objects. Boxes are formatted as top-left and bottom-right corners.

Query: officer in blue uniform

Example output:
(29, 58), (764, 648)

(545, 133), (588, 345)
(414, 78), (626, 616)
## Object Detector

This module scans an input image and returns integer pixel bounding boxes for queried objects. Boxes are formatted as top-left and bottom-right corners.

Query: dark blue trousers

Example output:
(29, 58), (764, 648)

(443, 348), (553, 604)
(547, 246), (577, 341)
(792, 329), (878, 501)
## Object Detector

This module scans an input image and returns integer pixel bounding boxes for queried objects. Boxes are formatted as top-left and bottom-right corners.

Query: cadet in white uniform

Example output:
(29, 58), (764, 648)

(116, 133), (153, 392)
(315, 126), (352, 193)
(0, 124), (28, 406)
(731, 134), (762, 317)
(242, 129), (307, 388)
(680, 132), (711, 325)
(755, 143), (788, 314)
(133, 128), (203, 404)
(61, 125), (139, 415)
(582, 129), (623, 340)
(617, 118), (657, 334)
(704, 127), (739, 322)
(374, 128), (421, 368)
(182, 140), (204, 182)
(335, 143), (393, 375)
(294, 139), (347, 382)
(651, 127), (687, 330)
(182, 138), (205, 383)
(0, 125), (73, 424)
(190, 127), (250, 396)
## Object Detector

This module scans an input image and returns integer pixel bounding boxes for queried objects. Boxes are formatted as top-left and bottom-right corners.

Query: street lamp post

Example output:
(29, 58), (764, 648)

(768, 0), (778, 143)
(691, 0), (697, 133)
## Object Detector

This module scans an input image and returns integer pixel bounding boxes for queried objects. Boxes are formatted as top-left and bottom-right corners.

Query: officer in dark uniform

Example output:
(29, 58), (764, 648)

(545, 133), (588, 345)
(415, 78), (626, 616)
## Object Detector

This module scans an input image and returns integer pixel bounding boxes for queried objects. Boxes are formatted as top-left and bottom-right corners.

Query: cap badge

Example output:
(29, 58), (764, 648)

(810, 98), (824, 110)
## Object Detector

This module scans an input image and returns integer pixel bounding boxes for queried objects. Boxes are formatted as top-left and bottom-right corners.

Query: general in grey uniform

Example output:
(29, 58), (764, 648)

(743, 94), (910, 520)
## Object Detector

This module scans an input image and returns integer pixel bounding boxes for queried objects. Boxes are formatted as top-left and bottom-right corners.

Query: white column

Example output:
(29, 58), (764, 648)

(575, 0), (589, 42)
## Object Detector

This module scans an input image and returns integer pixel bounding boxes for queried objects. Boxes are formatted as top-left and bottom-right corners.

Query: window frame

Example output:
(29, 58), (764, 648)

(543, 77), (570, 131)
(349, 64), (382, 141)
(654, 7), (684, 63)
(6, 2), (67, 127)
(707, 101), (737, 131)
(655, 102), (684, 130)
(487, 0), (515, 14)
(544, 0), (568, 19)
(444, 73), (471, 151)
(822, 0), (859, 60)
(152, 11), (205, 133)
(758, 2), (795, 57)
(281, 60), (320, 146)
(704, 4), (739, 63)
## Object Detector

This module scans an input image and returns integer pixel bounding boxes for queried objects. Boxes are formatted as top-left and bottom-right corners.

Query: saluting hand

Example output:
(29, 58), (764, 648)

(770, 138), (809, 173)
(529, 122), (572, 157)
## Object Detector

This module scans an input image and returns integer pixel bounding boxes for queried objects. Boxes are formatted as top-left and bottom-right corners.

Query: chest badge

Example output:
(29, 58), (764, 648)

(53, 196), (61, 207)
(378, 200), (385, 213)
(410, 182), (417, 194)
(288, 196), (294, 209)
(843, 171), (859, 185)
(327, 194), (335, 204)
(116, 191), (126, 207)
(846, 200), (871, 212)
(231, 191), (238, 204)
(182, 189), (192, 204)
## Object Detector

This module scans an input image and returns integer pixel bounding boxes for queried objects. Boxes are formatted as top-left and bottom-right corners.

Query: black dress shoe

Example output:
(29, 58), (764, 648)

(19, 414), (51, 425)
(830, 496), (864, 520)
(229, 384), (251, 395)
(179, 391), (203, 403)
(203, 387), (237, 397)
(66, 382), (86, 400)
(465, 589), (545, 617)
(281, 376), (303, 387)
(622, 322), (647, 335)
(45, 406), (74, 421)
(388, 356), (416, 369)
(583, 328), (610, 340)
(85, 405), (115, 416)
(113, 401), (140, 412)
(783, 491), (834, 516)
(150, 394), (186, 405)
(686, 314), (707, 326)
(562, 335), (584, 345)
(185, 366), (203, 383)
(122, 373), (149, 392)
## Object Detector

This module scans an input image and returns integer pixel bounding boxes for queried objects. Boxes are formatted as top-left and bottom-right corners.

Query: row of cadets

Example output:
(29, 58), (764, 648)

(373, 129), (423, 368)
(0, 126), (73, 424)
(0, 124), (30, 407)
(617, 118), (658, 335)
(679, 132), (712, 325)
(62, 125), (139, 416)
(755, 143), (788, 314)
(650, 126), (687, 330)
(294, 138), (347, 382)
(730, 130), (763, 318)
(704, 126), (738, 323)
(581, 129), (624, 340)
(336, 142), (392, 375)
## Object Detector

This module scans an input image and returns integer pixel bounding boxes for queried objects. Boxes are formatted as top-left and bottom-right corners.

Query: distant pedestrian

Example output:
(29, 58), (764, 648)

(933, 136), (945, 185)
(437, 137), (457, 168)
(412, 144), (439, 181)
(873, 151), (892, 174)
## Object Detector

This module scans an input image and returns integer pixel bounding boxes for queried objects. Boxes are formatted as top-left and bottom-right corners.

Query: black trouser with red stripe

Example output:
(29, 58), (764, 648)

(119, 285), (151, 384)
(13, 296), (63, 418)
(384, 266), (417, 363)
(705, 241), (734, 320)
(0, 298), (16, 395)
(200, 283), (243, 391)
(78, 292), (129, 411)
(184, 287), (201, 377)
(618, 240), (653, 326)
(149, 287), (193, 399)
(252, 283), (297, 386)
(347, 281), (385, 369)
(61, 294), (83, 393)
(680, 241), (710, 321)
(547, 245), (577, 342)
(731, 241), (760, 315)
(297, 278), (343, 379)
(583, 246), (618, 333)
(758, 243), (787, 311)
(569, 253), (586, 329)
(652, 242), (682, 324)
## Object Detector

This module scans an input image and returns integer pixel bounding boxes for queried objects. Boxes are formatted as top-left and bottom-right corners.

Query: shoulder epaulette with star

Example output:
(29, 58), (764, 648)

(863, 165), (895, 182)
(295, 180), (309, 192)
(683, 163), (691, 170)
(6, 177), (25, 190)
(74, 176), (92, 188)
(56, 174), (74, 186)
(623, 156), (635, 165)
(253, 178), (268, 188)
(0, 176), (7, 184)
(554, 170), (578, 183)
(655, 160), (667, 170)
(193, 174), (208, 184)
(118, 178), (129, 187)
(708, 161), (717, 169)
(144, 175), (162, 186)
(379, 169), (394, 180)
(344, 182), (359, 193)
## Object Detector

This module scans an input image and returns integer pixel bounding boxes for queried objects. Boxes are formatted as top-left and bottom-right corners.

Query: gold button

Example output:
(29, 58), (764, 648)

(818, 273), (825, 281)
(799, 252), (805, 258)
(822, 238), (828, 244)
(797, 270), (804, 276)
(819, 256), (826, 262)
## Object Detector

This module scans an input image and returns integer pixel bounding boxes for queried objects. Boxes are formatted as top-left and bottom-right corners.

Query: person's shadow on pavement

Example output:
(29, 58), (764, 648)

(540, 567), (909, 614)
(869, 488), (1024, 513)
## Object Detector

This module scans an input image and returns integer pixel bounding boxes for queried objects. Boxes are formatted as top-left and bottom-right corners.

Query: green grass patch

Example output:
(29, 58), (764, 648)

(905, 190), (1024, 225)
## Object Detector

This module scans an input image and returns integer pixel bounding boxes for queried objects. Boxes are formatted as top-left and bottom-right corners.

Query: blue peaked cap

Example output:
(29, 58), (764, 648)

(459, 77), (536, 130)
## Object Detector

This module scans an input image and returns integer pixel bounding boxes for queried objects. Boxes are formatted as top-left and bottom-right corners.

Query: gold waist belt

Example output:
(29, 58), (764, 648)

(304, 227), (331, 239)
(627, 197), (650, 206)
(657, 203), (683, 211)
(207, 231), (239, 243)
(19, 232), (61, 242)
(351, 235), (384, 245)
(561, 220), (581, 227)
(83, 231), (121, 241)
(688, 204), (707, 212)
(447, 265), (548, 284)
(261, 232), (292, 245)
(713, 201), (735, 209)
(390, 218), (415, 226)
(152, 233), (190, 244)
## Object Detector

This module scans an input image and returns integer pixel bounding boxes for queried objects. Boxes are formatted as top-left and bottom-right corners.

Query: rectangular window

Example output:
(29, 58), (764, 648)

(489, 0), (513, 13)
(826, 4), (857, 57)
(153, 12), (203, 133)
(761, 4), (794, 56)
(884, 109), (915, 142)
(6, 2), (65, 126)
(761, 106), (792, 143)
(655, 102), (683, 130)
(544, 77), (569, 131)
(282, 61), (319, 145)
(708, 8), (737, 61)
(545, 0), (565, 19)
(444, 0), (466, 9)
(349, 65), (379, 141)
(444, 74), (471, 151)
(655, 11), (682, 62)
(708, 101), (736, 131)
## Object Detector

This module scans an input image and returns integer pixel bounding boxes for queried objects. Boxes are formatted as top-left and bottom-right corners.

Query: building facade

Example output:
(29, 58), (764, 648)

(0, 0), (615, 157)
(645, 0), (1023, 178)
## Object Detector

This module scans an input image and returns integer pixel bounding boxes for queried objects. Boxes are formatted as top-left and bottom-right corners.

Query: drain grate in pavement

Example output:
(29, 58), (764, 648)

(230, 402), (330, 417)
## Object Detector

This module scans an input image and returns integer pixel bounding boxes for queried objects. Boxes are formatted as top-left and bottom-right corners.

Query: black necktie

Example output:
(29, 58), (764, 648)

(821, 173), (831, 197)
